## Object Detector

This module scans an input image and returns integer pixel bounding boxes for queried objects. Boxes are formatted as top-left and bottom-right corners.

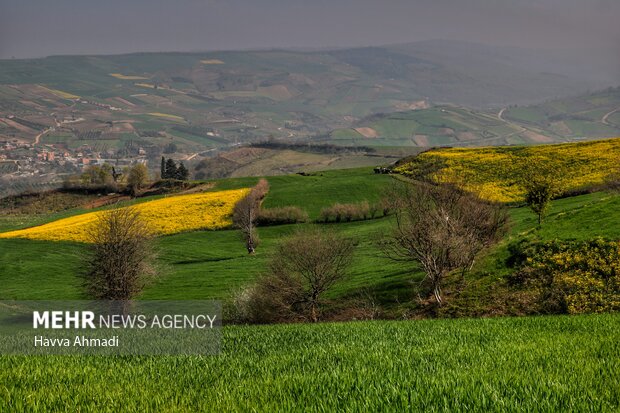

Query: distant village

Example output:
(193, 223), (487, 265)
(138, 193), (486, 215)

(1, 139), (147, 175)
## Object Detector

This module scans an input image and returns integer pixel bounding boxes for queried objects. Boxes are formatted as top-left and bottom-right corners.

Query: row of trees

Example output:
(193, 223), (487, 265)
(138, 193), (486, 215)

(160, 157), (190, 180)
(69, 163), (150, 195)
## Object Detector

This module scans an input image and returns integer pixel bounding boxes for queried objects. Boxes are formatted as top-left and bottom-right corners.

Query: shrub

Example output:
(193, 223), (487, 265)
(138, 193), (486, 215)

(256, 206), (308, 226)
(508, 238), (620, 314)
(233, 229), (355, 323)
(318, 201), (378, 223)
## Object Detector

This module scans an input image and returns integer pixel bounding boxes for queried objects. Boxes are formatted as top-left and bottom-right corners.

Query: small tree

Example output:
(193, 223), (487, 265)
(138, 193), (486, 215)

(126, 163), (149, 196)
(83, 207), (155, 301)
(237, 229), (355, 323)
(164, 158), (177, 179)
(232, 179), (269, 254)
(272, 229), (354, 322)
(523, 173), (559, 225)
(160, 156), (166, 179)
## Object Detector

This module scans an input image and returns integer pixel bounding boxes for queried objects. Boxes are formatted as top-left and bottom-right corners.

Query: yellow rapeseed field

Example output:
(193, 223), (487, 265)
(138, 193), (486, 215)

(0, 189), (249, 243)
(395, 138), (620, 203)
(38, 85), (80, 100)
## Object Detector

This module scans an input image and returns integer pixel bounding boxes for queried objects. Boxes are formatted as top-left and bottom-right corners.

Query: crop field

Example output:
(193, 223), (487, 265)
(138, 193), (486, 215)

(146, 112), (185, 121)
(329, 106), (553, 147)
(395, 137), (620, 202)
(0, 189), (248, 243)
(109, 73), (149, 80)
(37, 85), (80, 100)
(0, 314), (618, 411)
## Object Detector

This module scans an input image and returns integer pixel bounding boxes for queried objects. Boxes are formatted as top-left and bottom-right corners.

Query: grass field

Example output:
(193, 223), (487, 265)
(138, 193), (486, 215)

(1, 168), (619, 307)
(1, 165), (620, 410)
(1, 314), (618, 411)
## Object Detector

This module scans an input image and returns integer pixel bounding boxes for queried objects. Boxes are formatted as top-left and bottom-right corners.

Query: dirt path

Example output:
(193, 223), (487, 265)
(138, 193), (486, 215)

(497, 108), (507, 121)
(34, 127), (53, 144)
(602, 107), (620, 126)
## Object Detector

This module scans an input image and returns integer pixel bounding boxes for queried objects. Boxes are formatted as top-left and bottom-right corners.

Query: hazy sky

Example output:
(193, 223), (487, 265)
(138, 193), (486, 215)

(1, 0), (619, 59)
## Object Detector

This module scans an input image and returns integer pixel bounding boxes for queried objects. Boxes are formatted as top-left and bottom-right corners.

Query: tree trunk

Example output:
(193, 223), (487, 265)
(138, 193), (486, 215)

(310, 303), (318, 322)
(433, 284), (443, 305)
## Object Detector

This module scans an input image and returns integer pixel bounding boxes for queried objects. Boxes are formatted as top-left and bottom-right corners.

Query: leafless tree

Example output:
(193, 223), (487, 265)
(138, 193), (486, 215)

(83, 207), (156, 301)
(233, 179), (269, 254)
(382, 182), (508, 305)
(270, 229), (354, 322)
(236, 228), (355, 323)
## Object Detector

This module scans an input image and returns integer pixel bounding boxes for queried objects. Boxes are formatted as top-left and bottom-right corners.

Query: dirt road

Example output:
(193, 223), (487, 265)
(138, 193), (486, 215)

(602, 107), (619, 126)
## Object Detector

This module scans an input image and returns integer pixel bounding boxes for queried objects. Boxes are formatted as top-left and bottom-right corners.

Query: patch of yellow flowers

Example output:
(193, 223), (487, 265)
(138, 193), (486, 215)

(0, 189), (249, 243)
(395, 138), (620, 202)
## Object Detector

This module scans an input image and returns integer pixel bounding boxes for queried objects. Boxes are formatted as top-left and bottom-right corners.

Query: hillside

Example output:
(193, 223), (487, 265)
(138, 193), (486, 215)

(2, 160), (620, 312)
(0, 41), (610, 152)
(395, 137), (620, 202)
(328, 105), (555, 147)
(504, 87), (620, 139)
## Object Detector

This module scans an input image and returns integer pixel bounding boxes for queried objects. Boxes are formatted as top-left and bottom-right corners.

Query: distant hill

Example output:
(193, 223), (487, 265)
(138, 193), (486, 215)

(503, 87), (620, 139)
(327, 88), (620, 147)
(0, 41), (613, 150)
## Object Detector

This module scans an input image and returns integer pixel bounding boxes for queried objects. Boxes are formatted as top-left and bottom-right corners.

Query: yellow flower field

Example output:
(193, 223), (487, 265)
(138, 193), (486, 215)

(38, 85), (80, 100)
(395, 138), (620, 202)
(0, 189), (249, 243)
(147, 112), (185, 121)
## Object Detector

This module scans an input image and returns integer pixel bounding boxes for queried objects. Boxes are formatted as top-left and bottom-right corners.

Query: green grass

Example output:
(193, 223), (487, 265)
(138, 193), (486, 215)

(1, 169), (620, 411)
(0, 168), (412, 306)
(1, 314), (618, 411)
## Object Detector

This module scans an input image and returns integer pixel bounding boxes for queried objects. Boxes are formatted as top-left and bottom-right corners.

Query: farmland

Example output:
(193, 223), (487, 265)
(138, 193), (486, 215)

(0, 43), (614, 156)
(504, 87), (620, 139)
(1, 156), (620, 410)
(395, 137), (620, 202)
(1, 314), (619, 411)
(0, 188), (248, 242)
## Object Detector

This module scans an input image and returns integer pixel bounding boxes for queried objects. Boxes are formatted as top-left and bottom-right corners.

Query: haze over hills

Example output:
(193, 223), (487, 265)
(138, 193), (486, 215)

(0, 40), (618, 191)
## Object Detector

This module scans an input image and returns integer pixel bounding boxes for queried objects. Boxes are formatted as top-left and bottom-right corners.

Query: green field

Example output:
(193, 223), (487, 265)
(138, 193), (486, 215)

(2, 167), (620, 310)
(1, 314), (618, 411)
(1, 164), (620, 410)
(329, 106), (555, 147)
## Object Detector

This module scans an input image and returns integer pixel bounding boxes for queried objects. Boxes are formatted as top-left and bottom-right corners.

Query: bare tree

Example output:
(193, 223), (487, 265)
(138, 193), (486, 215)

(382, 182), (508, 305)
(235, 228), (355, 323)
(83, 207), (156, 301)
(269, 229), (354, 322)
(233, 179), (269, 254)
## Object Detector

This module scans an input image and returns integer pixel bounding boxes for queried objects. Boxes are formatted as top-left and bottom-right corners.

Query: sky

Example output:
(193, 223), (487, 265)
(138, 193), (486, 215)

(1, 0), (619, 59)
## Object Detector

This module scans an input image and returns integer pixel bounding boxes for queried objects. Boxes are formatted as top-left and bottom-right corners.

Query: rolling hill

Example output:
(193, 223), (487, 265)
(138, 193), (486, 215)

(0, 41), (613, 152)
